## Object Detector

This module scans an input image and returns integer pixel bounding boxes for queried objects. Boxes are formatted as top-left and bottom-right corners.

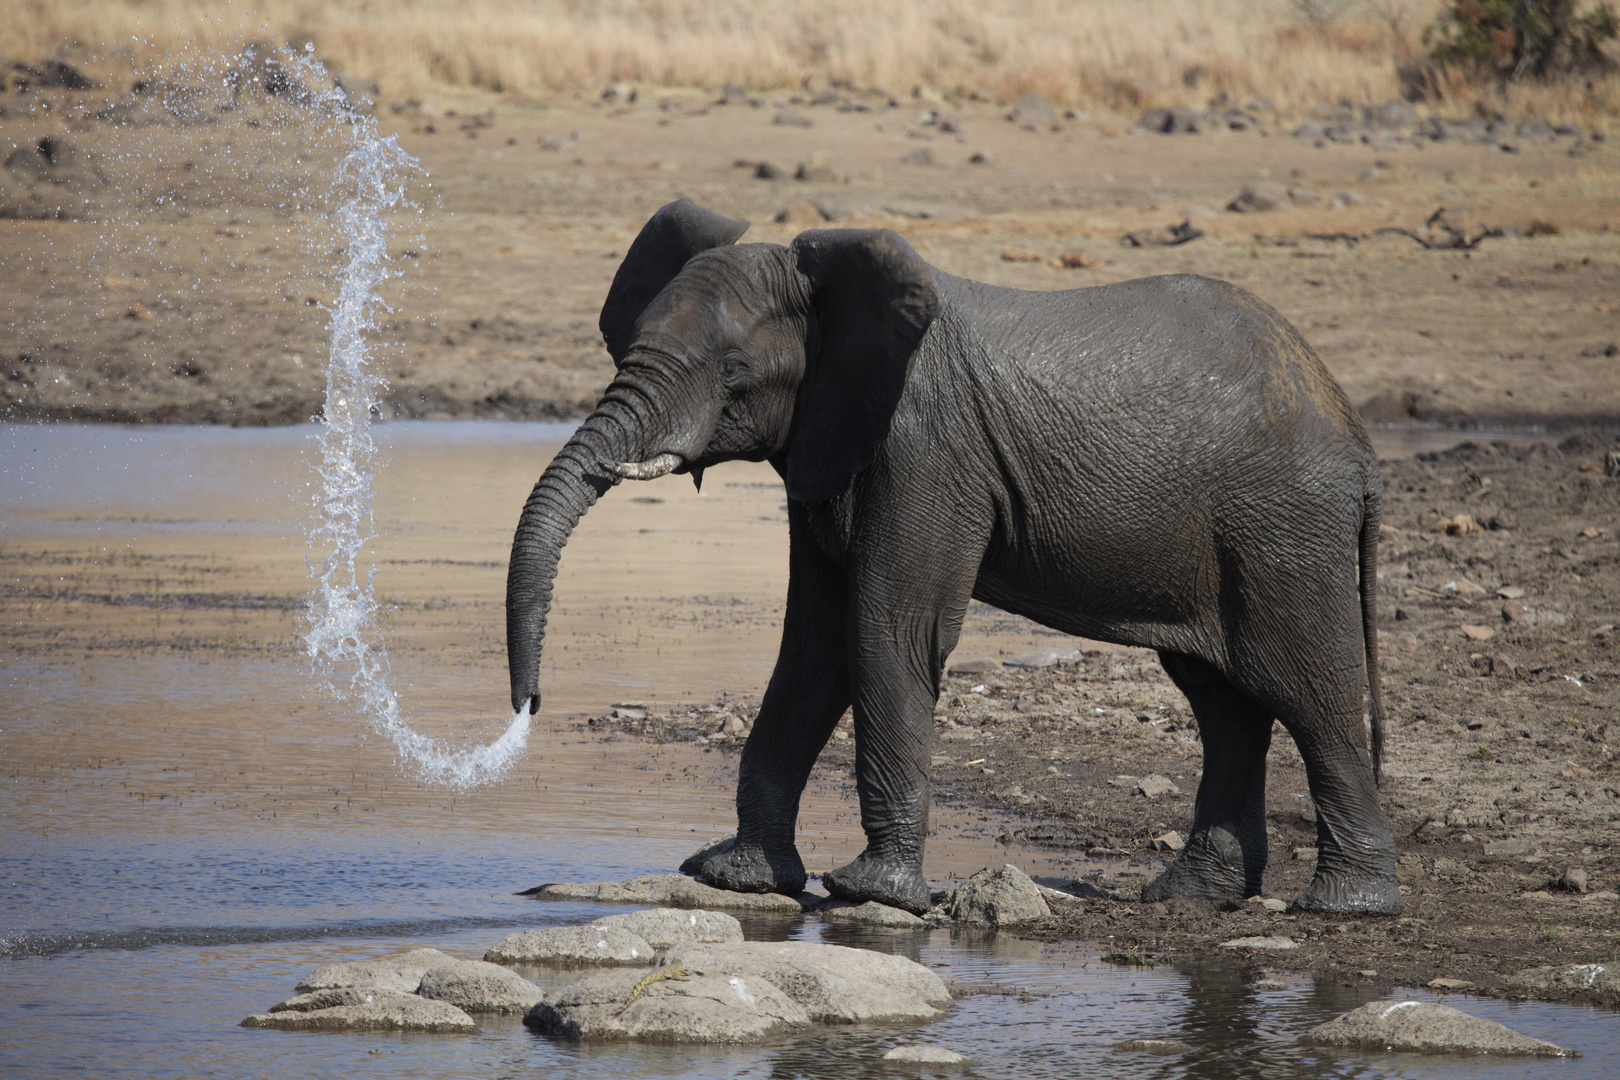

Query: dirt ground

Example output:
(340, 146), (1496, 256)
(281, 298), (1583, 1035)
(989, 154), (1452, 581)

(1, 78), (1618, 428)
(586, 435), (1620, 1007)
(4, 75), (1620, 1009)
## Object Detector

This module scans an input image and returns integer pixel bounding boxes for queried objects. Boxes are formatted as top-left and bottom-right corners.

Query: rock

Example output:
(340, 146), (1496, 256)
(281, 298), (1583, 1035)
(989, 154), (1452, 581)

(1009, 93), (1060, 130)
(268, 988), (383, 1012)
(1226, 181), (1292, 213)
(1303, 1000), (1577, 1056)
(753, 160), (790, 180)
(1461, 624), (1496, 641)
(1483, 839), (1532, 856)
(1122, 220), (1204, 247)
(1292, 121), (1327, 141)
(794, 153), (837, 182)
(523, 874), (808, 913)
(947, 658), (1001, 676)
(900, 147), (935, 166)
(485, 925), (656, 966)
(775, 201), (830, 227)
(243, 991), (477, 1032)
(1150, 831), (1185, 852)
(1220, 936), (1299, 950)
(589, 908), (744, 949)
(883, 1044), (969, 1064)
(1002, 648), (1079, 668)
(296, 948), (460, 993)
(946, 864), (1049, 926)
(1294, 847), (1319, 861)
(1496, 585), (1526, 599)
(527, 966), (809, 1043)
(1427, 977), (1474, 991)
(416, 959), (545, 1014)
(1512, 963), (1620, 995)
(1556, 867), (1589, 893)
(1053, 250), (1102, 268)
(1114, 1038), (1194, 1054)
(1136, 775), (1179, 798)
(665, 941), (951, 1023)
(817, 899), (927, 929)
(773, 109), (813, 127)
(1365, 100), (1417, 129)
(1502, 600), (1527, 623)
(9, 60), (97, 91)
(1244, 896), (1287, 913)
(1288, 188), (1322, 206)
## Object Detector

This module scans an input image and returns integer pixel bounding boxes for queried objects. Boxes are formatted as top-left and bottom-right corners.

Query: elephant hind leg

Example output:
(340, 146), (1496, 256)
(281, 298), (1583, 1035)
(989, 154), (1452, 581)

(1142, 652), (1272, 905)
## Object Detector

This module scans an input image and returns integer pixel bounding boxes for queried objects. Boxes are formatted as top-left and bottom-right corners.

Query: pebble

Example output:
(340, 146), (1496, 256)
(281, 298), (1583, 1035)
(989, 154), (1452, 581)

(1220, 936), (1299, 950)
(1136, 775), (1179, 798)
(1113, 1038), (1193, 1054)
(883, 1045), (969, 1064)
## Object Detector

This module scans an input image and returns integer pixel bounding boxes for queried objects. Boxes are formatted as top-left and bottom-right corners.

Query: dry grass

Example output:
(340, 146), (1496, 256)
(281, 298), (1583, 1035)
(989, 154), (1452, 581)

(5, 0), (1617, 119)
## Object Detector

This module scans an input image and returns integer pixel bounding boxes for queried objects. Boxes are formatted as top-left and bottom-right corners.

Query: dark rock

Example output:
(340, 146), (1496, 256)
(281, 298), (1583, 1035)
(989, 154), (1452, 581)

(8, 61), (97, 91)
(1115, 1038), (1194, 1054)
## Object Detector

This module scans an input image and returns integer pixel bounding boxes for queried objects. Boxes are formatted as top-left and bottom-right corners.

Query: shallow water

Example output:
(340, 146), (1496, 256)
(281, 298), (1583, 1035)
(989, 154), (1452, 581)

(3, 419), (1613, 1078)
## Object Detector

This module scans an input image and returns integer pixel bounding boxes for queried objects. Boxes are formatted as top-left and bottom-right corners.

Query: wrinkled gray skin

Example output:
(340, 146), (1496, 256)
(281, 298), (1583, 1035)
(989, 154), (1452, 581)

(507, 199), (1400, 917)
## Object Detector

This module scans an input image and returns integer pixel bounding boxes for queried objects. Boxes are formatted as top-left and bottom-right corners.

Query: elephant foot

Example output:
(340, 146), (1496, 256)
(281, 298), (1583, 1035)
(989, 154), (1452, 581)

(1290, 869), (1404, 915)
(698, 837), (807, 897)
(1141, 823), (1258, 905)
(821, 851), (929, 915)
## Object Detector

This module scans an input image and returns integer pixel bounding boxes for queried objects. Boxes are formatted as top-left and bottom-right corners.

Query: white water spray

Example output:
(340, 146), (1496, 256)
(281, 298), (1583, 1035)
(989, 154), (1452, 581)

(298, 56), (529, 788)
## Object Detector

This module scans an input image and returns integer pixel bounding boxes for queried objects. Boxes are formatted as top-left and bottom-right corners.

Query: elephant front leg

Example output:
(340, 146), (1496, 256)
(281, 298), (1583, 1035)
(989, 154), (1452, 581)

(821, 577), (971, 916)
(697, 509), (850, 897)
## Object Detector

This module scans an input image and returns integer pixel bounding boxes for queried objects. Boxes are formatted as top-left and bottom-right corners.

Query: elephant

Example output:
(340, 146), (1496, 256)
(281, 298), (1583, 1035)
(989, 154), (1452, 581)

(506, 198), (1401, 917)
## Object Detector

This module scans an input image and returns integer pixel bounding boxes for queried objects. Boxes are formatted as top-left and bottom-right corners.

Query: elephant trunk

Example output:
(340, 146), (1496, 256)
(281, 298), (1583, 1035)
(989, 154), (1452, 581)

(506, 393), (654, 713)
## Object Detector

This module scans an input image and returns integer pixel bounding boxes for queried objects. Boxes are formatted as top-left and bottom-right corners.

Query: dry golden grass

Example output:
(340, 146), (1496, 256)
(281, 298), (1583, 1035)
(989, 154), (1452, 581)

(6, 0), (1617, 119)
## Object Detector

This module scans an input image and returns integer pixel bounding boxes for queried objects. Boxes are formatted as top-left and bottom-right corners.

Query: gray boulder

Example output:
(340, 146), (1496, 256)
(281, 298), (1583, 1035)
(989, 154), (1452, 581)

(945, 865), (1050, 926)
(525, 874), (807, 914)
(1009, 93), (1060, 131)
(243, 992), (476, 1032)
(666, 941), (951, 1023)
(817, 899), (927, 929)
(416, 959), (545, 1014)
(267, 987), (380, 1012)
(527, 967), (809, 1043)
(485, 925), (656, 966)
(588, 908), (744, 949)
(1303, 1000), (1578, 1056)
(295, 947), (459, 993)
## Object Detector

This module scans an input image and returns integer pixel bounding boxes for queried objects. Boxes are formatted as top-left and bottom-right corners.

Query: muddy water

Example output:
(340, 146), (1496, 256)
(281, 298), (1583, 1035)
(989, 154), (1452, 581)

(3, 420), (1613, 1078)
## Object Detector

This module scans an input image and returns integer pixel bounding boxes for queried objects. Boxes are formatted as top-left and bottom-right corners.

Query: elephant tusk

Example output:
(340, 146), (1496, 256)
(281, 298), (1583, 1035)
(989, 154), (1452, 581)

(606, 452), (682, 481)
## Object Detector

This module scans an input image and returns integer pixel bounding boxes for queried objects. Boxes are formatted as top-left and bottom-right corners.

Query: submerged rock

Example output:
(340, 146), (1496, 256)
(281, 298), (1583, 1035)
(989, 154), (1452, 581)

(243, 991), (476, 1032)
(523, 873), (807, 914)
(295, 947), (459, 994)
(664, 941), (951, 1024)
(588, 907), (743, 949)
(816, 899), (927, 929)
(527, 966), (809, 1043)
(416, 959), (545, 1014)
(485, 925), (655, 966)
(944, 865), (1050, 926)
(1114, 1038), (1194, 1054)
(883, 1044), (969, 1063)
(1303, 1000), (1578, 1056)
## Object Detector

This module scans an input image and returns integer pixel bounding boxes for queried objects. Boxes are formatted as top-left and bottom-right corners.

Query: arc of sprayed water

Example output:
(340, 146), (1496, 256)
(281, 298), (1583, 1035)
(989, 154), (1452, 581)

(297, 54), (529, 788)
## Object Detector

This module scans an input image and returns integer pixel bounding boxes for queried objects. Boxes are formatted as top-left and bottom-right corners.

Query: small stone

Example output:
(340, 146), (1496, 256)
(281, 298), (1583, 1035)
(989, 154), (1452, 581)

(1461, 624), (1496, 641)
(883, 1045), (969, 1064)
(1359, 969), (1379, 978)
(1304, 1000), (1576, 1056)
(1502, 600), (1526, 623)
(1293, 847), (1318, 861)
(1427, 978), (1474, 991)
(1053, 250), (1102, 268)
(1009, 92), (1060, 130)
(1220, 936), (1299, 950)
(773, 109), (813, 127)
(947, 658), (1001, 676)
(774, 201), (829, 227)
(1136, 775), (1179, 798)
(1556, 867), (1589, 893)
(794, 152), (836, 182)
(1244, 895), (1287, 913)
(1003, 648), (1080, 669)
(1113, 1038), (1193, 1054)
(900, 147), (935, 166)
(1497, 586), (1526, 599)
(1226, 180), (1292, 213)
(946, 864), (1050, 926)
(1484, 839), (1532, 856)
(1150, 831), (1184, 852)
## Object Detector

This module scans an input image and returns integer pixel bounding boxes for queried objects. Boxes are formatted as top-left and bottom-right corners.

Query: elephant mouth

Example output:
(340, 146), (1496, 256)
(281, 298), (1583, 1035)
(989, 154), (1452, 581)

(605, 452), (683, 481)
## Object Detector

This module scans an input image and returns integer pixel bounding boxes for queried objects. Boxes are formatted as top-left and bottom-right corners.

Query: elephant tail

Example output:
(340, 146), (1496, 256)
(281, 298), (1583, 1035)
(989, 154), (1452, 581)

(1360, 484), (1386, 787)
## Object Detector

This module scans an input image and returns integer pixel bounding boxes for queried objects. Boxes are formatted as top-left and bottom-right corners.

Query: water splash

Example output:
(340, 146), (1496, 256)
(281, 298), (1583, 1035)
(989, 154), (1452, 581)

(296, 51), (529, 788)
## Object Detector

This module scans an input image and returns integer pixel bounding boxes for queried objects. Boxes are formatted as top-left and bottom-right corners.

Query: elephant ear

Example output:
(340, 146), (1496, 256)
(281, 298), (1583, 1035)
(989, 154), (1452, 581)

(599, 199), (750, 364)
(785, 229), (940, 503)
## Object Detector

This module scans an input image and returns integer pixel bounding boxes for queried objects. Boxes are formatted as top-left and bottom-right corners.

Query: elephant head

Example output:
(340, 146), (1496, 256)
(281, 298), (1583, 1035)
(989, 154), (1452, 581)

(506, 199), (941, 713)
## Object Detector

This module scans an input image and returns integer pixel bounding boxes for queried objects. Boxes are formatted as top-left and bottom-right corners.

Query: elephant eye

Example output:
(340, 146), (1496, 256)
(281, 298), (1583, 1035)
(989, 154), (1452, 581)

(720, 355), (749, 383)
